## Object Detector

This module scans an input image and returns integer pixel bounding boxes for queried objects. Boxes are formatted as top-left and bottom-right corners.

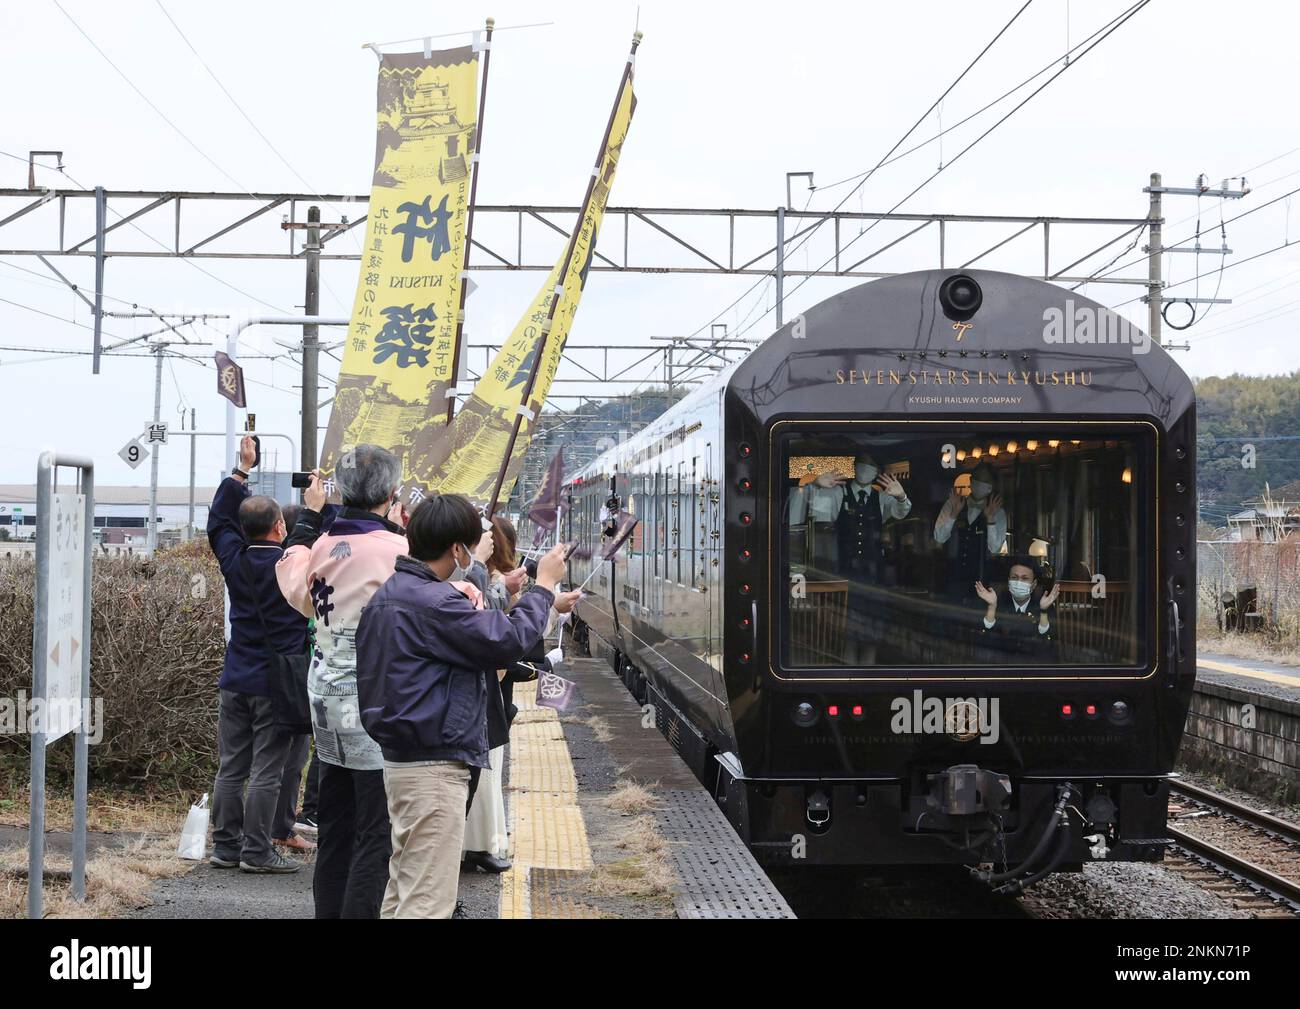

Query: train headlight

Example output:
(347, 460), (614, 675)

(939, 273), (983, 322)
(1108, 700), (1132, 725)
(792, 702), (818, 728)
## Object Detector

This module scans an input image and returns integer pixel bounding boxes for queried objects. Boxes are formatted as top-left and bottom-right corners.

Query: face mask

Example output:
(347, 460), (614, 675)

(970, 480), (993, 500)
(450, 545), (472, 582)
(855, 464), (878, 485)
(1008, 578), (1033, 601)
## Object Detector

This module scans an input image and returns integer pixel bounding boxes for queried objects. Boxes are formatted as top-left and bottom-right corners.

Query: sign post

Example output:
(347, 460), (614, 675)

(29, 452), (94, 918)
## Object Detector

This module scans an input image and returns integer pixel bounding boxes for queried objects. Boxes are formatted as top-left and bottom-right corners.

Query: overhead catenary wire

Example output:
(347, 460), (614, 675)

(52, 0), (253, 194)
(732, 0), (1154, 343)
(1110, 236), (1300, 309)
(152, 0), (359, 310)
(677, 0), (1040, 345)
(18, 157), (291, 317)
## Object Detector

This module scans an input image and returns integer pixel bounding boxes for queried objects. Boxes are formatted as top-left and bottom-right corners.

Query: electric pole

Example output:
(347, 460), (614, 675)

(302, 205), (321, 470)
(1143, 172), (1247, 348)
(147, 342), (163, 555)
(187, 406), (196, 541)
(1146, 172), (1162, 347)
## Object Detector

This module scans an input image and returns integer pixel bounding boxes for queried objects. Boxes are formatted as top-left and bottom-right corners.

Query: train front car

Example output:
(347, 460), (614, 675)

(721, 269), (1195, 877)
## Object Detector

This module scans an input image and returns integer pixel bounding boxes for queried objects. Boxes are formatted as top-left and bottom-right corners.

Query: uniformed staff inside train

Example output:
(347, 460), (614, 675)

(934, 462), (1007, 598)
(788, 450), (911, 580)
(974, 558), (1060, 659)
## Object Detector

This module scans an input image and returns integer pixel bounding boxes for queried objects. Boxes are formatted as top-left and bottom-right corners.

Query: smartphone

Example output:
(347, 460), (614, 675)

(291, 471), (313, 489)
(250, 434), (261, 470)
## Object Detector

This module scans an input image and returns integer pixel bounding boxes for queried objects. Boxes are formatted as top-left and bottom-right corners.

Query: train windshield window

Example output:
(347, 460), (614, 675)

(778, 427), (1151, 671)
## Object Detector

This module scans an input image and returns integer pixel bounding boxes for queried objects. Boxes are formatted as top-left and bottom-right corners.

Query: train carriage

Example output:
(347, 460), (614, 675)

(564, 269), (1194, 885)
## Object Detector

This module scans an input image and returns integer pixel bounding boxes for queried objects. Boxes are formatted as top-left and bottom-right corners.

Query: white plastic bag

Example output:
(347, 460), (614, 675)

(177, 793), (209, 860)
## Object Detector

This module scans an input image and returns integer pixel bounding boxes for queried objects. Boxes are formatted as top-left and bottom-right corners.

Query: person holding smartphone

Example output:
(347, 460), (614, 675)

(354, 495), (580, 918)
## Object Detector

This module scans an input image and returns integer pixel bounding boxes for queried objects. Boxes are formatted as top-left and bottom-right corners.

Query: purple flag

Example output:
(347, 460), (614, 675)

(535, 668), (577, 711)
(214, 351), (247, 408)
(602, 511), (639, 561)
(528, 448), (566, 532)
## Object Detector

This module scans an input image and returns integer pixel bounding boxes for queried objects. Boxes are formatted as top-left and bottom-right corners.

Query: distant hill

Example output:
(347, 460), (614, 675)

(506, 386), (687, 513)
(1196, 372), (1300, 527)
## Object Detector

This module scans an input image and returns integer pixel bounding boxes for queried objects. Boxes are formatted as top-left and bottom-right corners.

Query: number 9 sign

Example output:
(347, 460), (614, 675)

(118, 437), (150, 470)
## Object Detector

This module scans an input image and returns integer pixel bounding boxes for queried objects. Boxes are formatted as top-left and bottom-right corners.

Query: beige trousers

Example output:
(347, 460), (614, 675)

(381, 760), (471, 919)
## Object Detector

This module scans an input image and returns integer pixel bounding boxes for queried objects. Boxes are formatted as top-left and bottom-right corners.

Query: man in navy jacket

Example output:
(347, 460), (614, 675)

(207, 436), (309, 873)
(356, 492), (580, 918)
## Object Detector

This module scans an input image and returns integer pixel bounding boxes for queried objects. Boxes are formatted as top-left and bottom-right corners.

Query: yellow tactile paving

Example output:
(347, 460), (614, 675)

(499, 680), (593, 919)
(1199, 657), (1300, 690)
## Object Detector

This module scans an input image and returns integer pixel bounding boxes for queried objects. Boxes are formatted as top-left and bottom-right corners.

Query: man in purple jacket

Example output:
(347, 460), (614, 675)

(355, 493), (579, 918)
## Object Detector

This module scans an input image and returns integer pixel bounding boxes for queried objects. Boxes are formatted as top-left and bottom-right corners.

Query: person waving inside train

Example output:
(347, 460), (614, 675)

(788, 450), (911, 579)
(934, 462), (1007, 595)
(975, 558), (1061, 658)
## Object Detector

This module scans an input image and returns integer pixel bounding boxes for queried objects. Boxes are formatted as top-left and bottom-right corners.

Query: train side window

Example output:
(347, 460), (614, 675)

(675, 459), (684, 585)
(690, 455), (699, 589)
(652, 468), (660, 579)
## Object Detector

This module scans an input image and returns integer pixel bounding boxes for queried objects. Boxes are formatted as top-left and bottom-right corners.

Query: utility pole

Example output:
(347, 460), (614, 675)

(1146, 172), (1162, 347)
(92, 186), (106, 374)
(1143, 172), (1247, 348)
(187, 406), (196, 541)
(775, 204), (785, 328)
(302, 205), (321, 470)
(147, 342), (163, 555)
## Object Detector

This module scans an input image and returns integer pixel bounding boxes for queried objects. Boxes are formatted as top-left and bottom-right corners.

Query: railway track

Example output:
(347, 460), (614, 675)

(1167, 781), (1300, 916)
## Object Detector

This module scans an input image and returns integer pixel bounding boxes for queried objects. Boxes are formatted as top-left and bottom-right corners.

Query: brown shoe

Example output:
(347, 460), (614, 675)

(273, 833), (317, 852)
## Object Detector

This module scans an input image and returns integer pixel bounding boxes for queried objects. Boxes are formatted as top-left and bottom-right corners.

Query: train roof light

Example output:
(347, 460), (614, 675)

(939, 273), (983, 322)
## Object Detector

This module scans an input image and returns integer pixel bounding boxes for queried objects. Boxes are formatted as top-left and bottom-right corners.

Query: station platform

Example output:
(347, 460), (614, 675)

(1197, 652), (1300, 702)
(504, 656), (794, 919)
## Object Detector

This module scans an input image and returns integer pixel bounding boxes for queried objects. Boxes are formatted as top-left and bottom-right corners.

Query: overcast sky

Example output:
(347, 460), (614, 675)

(1, 0), (1298, 488)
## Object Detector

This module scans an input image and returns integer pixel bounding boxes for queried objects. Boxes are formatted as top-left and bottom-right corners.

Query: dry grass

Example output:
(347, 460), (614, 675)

(613, 814), (668, 856)
(583, 715), (613, 743)
(559, 713), (614, 743)
(602, 779), (660, 815)
(0, 774), (192, 833)
(0, 835), (192, 919)
(1197, 630), (1300, 667)
(585, 854), (676, 902)
(582, 780), (676, 905)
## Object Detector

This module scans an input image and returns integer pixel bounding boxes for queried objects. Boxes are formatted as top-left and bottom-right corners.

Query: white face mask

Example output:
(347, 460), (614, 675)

(970, 480), (993, 500)
(855, 464), (878, 485)
(449, 544), (472, 582)
(1008, 578), (1033, 601)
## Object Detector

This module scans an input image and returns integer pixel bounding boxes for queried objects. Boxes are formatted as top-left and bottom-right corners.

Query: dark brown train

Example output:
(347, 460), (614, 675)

(564, 269), (1194, 887)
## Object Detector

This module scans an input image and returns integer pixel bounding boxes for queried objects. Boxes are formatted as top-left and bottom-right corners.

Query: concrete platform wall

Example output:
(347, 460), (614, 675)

(1181, 680), (1300, 803)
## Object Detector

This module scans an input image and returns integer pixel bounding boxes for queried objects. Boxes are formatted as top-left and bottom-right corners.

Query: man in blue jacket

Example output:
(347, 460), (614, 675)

(207, 435), (310, 874)
(356, 492), (579, 918)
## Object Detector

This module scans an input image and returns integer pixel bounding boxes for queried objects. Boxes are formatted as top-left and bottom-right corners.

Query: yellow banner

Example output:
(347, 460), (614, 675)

(430, 68), (636, 508)
(319, 45), (479, 497)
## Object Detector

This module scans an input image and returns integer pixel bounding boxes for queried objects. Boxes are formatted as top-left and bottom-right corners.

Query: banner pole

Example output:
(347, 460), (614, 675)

(445, 16), (496, 425)
(484, 31), (641, 517)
